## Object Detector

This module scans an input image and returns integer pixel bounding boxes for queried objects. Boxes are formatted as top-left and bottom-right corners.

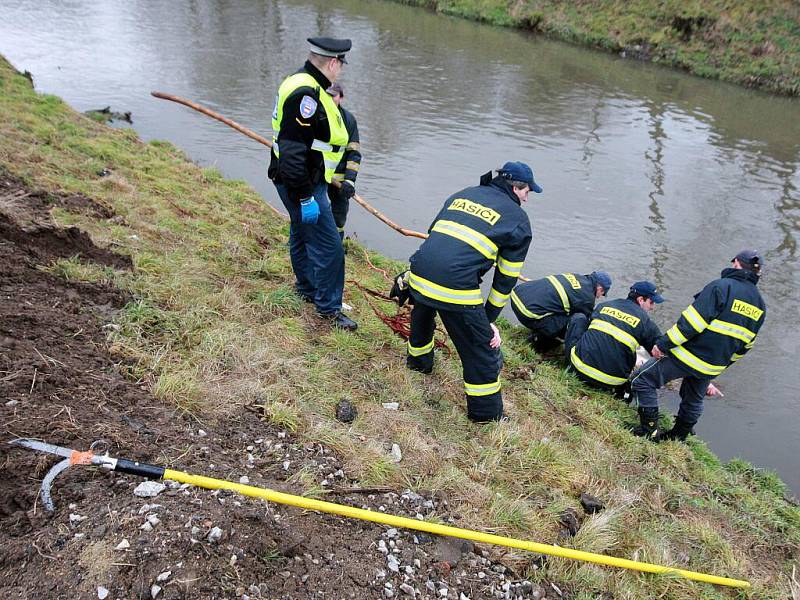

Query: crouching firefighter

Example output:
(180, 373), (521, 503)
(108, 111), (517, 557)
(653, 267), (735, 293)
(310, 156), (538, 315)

(564, 281), (664, 399)
(630, 250), (766, 441)
(511, 270), (612, 352)
(393, 162), (540, 422)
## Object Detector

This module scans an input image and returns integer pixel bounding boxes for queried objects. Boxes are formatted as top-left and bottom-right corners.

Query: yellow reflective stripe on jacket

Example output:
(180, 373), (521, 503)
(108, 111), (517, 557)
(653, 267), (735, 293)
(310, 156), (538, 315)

(666, 324), (688, 346)
(588, 320), (638, 353)
(496, 257), (523, 278)
(346, 141), (360, 151)
(730, 353), (744, 362)
(407, 339), (434, 357)
(546, 275), (570, 313)
(670, 346), (726, 376)
(706, 319), (756, 344)
(569, 347), (628, 386)
(510, 290), (551, 320)
(430, 220), (498, 260)
(345, 161), (360, 171)
(408, 272), (483, 305)
(487, 288), (511, 308)
(682, 305), (708, 333)
(464, 380), (501, 397)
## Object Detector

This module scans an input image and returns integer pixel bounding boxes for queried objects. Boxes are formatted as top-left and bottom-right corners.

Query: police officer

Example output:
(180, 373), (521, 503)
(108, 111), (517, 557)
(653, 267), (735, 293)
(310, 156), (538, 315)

(511, 270), (612, 352)
(564, 281), (664, 398)
(403, 162), (540, 422)
(630, 250), (766, 441)
(325, 82), (361, 239)
(268, 37), (356, 331)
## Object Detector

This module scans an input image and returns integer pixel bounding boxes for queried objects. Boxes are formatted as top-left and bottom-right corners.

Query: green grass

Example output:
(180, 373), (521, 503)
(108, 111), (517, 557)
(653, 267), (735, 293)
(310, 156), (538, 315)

(1, 56), (798, 597)
(392, 0), (800, 95)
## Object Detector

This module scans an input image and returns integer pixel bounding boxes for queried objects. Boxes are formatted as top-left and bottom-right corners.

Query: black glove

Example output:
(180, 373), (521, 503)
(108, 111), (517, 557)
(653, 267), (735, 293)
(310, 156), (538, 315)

(341, 180), (356, 200)
(389, 270), (413, 307)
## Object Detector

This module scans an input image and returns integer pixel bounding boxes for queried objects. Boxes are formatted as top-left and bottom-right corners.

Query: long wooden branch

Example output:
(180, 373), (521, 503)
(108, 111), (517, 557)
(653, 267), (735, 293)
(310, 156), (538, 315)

(150, 91), (427, 238)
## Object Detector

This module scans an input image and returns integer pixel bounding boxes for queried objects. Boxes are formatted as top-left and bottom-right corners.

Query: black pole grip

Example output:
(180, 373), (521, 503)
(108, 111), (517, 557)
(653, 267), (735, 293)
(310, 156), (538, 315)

(115, 458), (165, 480)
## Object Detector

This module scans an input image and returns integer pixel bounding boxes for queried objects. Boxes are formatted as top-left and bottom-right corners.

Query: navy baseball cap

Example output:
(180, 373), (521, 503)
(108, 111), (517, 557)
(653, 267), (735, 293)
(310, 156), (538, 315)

(732, 249), (761, 269)
(498, 161), (543, 193)
(630, 281), (664, 303)
(591, 271), (612, 295)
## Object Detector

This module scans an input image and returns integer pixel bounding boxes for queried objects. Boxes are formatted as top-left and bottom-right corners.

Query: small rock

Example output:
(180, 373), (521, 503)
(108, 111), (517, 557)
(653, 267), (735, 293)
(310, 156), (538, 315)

(283, 460), (291, 471)
(134, 482), (166, 498)
(439, 589), (448, 598)
(387, 554), (400, 573)
(197, 429), (207, 437)
(5, 400), (19, 407)
(140, 522), (153, 532)
(460, 594), (470, 600)
(390, 444), (402, 463)
(115, 539), (130, 550)
(69, 514), (87, 524)
(239, 475), (250, 484)
(156, 571), (171, 582)
(580, 492), (605, 514)
(207, 526), (223, 543)
(386, 528), (399, 539)
(150, 584), (162, 598)
(146, 514), (161, 527)
(382, 402), (399, 410)
(335, 399), (358, 423)
(558, 508), (580, 536)
(399, 583), (416, 596)
(97, 586), (109, 599)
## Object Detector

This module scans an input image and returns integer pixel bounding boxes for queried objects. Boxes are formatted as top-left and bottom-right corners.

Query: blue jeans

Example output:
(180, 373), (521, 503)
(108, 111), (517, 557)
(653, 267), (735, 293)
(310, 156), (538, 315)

(273, 182), (344, 315)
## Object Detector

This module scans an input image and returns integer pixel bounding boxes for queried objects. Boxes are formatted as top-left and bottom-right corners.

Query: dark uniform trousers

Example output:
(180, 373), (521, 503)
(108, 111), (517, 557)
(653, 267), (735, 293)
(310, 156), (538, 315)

(631, 356), (711, 425)
(274, 182), (344, 314)
(407, 301), (503, 422)
(520, 313), (570, 341)
(327, 184), (349, 240)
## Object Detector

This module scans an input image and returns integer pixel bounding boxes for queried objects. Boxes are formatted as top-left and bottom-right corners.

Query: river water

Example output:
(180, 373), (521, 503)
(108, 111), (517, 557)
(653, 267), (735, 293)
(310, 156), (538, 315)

(2, 0), (798, 492)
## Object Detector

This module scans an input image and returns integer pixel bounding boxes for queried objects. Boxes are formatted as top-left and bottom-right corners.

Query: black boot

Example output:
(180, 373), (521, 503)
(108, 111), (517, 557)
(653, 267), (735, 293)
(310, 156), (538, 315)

(632, 406), (660, 440)
(320, 311), (358, 331)
(657, 416), (695, 442)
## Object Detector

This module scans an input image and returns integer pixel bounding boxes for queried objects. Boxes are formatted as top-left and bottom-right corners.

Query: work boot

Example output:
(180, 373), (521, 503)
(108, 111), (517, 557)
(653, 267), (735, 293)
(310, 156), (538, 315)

(632, 406), (660, 440)
(321, 311), (358, 331)
(657, 416), (695, 442)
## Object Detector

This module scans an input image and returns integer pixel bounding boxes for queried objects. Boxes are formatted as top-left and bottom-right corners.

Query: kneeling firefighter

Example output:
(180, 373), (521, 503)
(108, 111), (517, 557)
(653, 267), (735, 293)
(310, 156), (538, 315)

(564, 281), (664, 398)
(393, 162), (540, 422)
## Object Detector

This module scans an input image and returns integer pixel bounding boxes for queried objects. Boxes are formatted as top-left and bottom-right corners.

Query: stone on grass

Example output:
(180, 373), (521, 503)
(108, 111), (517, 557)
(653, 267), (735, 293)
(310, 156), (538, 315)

(580, 492), (605, 514)
(115, 539), (130, 550)
(390, 444), (402, 463)
(207, 526), (224, 543)
(150, 584), (162, 598)
(97, 586), (109, 599)
(335, 399), (358, 423)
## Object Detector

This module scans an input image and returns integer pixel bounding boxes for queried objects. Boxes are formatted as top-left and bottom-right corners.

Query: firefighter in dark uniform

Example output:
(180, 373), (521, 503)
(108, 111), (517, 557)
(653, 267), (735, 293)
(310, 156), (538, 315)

(400, 162), (540, 422)
(325, 82), (361, 239)
(268, 37), (357, 331)
(564, 281), (664, 398)
(631, 250), (766, 441)
(511, 270), (612, 352)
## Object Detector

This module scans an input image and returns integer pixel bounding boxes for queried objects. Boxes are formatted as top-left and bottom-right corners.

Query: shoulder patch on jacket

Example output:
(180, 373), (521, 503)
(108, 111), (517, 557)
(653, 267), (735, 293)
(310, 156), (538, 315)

(299, 95), (317, 119)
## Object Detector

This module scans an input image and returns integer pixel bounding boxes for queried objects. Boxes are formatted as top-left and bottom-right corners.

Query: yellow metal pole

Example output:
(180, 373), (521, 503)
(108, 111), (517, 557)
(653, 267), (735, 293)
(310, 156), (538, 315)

(163, 469), (750, 589)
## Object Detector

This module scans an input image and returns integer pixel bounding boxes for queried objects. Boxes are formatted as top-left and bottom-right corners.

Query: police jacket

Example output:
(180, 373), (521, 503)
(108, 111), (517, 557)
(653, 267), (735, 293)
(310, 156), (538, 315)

(571, 298), (662, 387)
(511, 273), (599, 321)
(409, 174), (532, 322)
(332, 107), (361, 186)
(268, 62), (345, 202)
(656, 268), (765, 378)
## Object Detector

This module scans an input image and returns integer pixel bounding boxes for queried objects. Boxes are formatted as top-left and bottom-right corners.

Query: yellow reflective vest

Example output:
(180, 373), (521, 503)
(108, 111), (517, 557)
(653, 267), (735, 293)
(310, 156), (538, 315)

(271, 72), (348, 184)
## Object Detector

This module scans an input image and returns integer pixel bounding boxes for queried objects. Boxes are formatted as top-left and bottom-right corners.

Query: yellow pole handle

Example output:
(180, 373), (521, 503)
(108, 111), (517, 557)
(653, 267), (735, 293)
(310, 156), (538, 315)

(163, 469), (750, 589)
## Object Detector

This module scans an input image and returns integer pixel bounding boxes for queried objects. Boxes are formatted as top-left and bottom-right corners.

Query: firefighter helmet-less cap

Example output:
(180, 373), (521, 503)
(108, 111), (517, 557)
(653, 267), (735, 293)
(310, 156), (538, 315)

(498, 162), (543, 194)
(630, 281), (664, 304)
(732, 249), (761, 270)
(592, 271), (612, 296)
(308, 37), (352, 63)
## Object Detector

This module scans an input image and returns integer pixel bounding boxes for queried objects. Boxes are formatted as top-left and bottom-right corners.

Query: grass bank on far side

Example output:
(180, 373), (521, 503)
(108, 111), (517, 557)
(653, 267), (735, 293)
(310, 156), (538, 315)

(393, 0), (800, 95)
(1, 54), (799, 598)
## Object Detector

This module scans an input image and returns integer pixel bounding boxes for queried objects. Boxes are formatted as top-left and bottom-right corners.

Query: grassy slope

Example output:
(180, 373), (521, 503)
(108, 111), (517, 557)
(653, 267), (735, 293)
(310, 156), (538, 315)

(393, 0), (800, 95)
(1, 56), (798, 598)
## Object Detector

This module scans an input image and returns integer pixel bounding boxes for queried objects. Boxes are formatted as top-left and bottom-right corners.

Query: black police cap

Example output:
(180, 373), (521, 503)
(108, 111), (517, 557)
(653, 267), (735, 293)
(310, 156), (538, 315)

(307, 37), (352, 63)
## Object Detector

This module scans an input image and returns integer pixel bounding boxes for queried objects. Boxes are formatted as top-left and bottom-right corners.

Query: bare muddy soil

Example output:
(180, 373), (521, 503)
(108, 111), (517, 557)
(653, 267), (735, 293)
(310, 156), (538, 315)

(0, 172), (554, 599)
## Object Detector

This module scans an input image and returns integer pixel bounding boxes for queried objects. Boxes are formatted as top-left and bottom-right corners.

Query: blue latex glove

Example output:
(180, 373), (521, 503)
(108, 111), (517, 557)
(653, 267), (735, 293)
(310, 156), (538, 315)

(300, 197), (320, 224)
